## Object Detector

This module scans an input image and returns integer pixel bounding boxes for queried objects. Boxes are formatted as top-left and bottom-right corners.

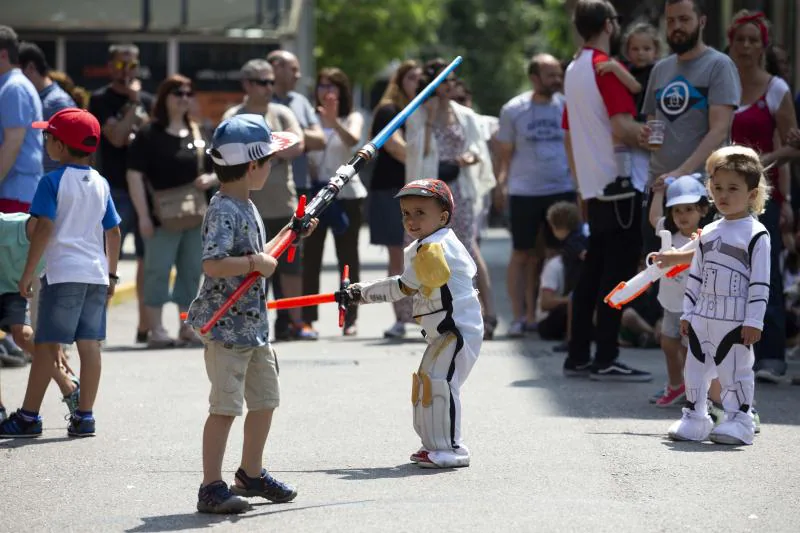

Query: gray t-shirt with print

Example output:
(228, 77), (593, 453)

(187, 193), (269, 347)
(496, 91), (574, 197)
(643, 48), (741, 181)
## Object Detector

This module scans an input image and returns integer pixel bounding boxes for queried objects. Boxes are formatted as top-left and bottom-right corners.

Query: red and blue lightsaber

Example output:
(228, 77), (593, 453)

(198, 56), (464, 335)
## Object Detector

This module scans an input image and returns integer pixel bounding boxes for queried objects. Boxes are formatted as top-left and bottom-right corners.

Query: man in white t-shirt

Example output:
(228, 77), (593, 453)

(561, 0), (651, 382)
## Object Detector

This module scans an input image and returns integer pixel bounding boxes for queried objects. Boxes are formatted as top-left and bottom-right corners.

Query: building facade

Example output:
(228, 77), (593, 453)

(4, 0), (315, 122)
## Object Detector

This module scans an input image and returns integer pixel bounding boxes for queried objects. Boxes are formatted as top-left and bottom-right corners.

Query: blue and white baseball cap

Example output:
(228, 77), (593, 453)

(209, 114), (299, 166)
(665, 174), (707, 207)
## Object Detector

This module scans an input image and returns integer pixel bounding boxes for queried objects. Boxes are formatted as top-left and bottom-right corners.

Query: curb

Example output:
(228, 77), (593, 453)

(109, 269), (176, 307)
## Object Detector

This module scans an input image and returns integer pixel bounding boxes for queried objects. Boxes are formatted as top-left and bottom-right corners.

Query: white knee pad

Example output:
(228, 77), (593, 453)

(412, 371), (453, 451)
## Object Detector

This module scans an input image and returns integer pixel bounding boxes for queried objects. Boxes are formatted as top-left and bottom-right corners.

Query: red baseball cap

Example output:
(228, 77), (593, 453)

(395, 179), (455, 217)
(32, 108), (101, 153)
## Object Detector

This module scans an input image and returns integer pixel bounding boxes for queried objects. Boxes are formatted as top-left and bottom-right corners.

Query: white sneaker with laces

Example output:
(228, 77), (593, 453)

(668, 407), (714, 442)
(710, 411), (755, 445)
(383, 322), (406, 339)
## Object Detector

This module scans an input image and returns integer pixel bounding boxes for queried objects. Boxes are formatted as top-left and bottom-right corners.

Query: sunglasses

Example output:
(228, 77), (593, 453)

(113, 60), (139, 70)
(171, 89), (194, 98)
(249, 78), (275, 87)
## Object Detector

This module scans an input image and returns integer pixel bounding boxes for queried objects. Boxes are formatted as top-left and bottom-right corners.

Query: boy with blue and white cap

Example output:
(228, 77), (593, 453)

(186, 114), (318, 514)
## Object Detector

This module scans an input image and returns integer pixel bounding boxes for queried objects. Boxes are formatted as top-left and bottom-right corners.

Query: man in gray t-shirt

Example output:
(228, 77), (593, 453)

(267, 50), (325, 192)
(495, 54), (575, 338)
(642, 0), (740, 184)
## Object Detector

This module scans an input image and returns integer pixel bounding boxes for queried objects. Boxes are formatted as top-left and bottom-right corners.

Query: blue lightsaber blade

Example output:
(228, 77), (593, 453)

(302, 55), (463, 220)
(199, 56), (463, 333)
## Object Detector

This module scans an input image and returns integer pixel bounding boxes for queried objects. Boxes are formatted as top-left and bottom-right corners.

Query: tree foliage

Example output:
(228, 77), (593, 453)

(314, 0), (443, 86)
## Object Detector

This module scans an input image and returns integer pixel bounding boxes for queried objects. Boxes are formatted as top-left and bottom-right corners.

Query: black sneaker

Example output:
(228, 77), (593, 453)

(231, 467), (297, 503)
(197, 480), (251, 514)
(563, 359), (592, 377)
(590, 361), (652, 382)
(67, 413), (96, 438)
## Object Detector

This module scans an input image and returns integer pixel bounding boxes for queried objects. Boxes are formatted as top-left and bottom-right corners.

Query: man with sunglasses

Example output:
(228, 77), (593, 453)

(88, 43), (155, 344)
(223, 59), (310, 341)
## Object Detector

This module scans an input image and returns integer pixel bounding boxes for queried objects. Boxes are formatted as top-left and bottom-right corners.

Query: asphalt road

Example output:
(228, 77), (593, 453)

(1, 229), (799, 533)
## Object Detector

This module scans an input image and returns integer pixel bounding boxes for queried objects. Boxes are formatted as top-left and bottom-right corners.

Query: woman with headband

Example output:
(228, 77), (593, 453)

(728, 10), (798, 383)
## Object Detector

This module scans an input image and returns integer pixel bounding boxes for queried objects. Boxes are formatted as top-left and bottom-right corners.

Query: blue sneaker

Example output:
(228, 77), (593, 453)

(0, 411), (42, 438)
(231, 467), (297, 503)
(197, 481), (250, 514)
(67, 414), (95, 437)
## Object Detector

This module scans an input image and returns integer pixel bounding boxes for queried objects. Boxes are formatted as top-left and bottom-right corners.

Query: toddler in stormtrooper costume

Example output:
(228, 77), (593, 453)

(340, 179), (482, 468)
(669, 146), (771, 445)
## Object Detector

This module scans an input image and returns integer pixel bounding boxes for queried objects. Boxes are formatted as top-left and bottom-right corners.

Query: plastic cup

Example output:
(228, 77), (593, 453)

(647, 120), (665, 149)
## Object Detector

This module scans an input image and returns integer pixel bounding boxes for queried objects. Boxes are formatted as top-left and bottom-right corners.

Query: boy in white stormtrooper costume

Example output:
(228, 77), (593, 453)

(339, 178), (482, 468)
(669, 146), (771, 445)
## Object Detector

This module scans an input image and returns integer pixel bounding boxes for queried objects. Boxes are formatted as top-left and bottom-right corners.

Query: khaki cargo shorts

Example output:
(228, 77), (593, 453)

(202, 338), (281, 416)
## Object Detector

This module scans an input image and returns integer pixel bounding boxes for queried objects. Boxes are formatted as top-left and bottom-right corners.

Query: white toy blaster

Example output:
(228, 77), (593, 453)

(604, 229), (700, 310)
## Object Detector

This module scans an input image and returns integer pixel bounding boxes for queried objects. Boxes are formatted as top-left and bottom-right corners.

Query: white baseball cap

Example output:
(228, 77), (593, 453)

(665, 174), (707, 207)
(209, 113), (298, 166)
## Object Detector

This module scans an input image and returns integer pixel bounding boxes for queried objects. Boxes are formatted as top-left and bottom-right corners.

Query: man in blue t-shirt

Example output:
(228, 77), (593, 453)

(19, 41), (77, 175)
(0, 26), (43, 214)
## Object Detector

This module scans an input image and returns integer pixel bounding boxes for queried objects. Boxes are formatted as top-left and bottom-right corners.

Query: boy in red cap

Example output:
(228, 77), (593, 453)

(339, 178), (483, 468)
(0, 108), (122, 438)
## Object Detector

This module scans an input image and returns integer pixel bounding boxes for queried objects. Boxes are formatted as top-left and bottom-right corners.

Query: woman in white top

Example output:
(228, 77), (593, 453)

(305, 67), (367, 335)
(404, 60), (499, 339)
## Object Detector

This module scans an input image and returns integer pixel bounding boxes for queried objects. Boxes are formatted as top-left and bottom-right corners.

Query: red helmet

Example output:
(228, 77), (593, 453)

(394, 179), (455, 218)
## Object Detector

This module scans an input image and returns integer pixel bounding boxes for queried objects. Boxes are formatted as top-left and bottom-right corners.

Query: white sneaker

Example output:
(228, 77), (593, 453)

(418, 446), (470, 468)
(668, 407), (714, 442)
(383, 322), (406, 339)
(507, 320), (526, 338)
(710, 411), (755, 445)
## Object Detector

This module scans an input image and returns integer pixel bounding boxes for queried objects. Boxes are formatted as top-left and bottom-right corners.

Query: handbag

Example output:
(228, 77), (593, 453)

(149, 122), (208, 231)
(437, 160), (460, 183)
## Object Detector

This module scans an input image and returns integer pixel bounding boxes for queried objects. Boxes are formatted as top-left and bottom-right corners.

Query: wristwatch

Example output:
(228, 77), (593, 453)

(109, 273), (120, 282)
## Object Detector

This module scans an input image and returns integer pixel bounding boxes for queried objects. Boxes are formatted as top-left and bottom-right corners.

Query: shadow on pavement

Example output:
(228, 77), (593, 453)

(282, 464), (456, 480)
(0, 435), (72, 448)
(126, 501), (373, 532)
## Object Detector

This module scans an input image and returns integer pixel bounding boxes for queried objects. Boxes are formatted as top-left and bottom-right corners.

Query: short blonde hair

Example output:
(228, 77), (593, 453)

(705, 145), (771, 215)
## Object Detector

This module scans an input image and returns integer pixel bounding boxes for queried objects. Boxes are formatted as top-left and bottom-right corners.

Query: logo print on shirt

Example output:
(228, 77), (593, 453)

(656, 75), (709, 121)
(82, 175), (90, 182)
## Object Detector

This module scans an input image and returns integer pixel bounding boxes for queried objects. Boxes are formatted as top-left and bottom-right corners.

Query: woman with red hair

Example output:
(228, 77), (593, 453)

(728, 10), (798, 382)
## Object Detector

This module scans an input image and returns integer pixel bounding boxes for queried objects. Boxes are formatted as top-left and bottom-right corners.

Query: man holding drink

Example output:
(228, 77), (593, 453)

(638, 0), (740, 251)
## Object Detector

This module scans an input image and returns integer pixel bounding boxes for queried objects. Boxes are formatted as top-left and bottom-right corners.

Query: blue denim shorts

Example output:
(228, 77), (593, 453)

(35, 277), (108, 344)
(0, 292), (30, 331)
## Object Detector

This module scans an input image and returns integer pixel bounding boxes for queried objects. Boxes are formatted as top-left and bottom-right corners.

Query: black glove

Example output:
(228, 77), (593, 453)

(334, 286), (361, 308)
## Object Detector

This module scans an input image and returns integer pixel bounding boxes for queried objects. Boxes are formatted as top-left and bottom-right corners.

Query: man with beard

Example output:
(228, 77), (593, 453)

(496, 54), (576, 338)
(641, 0), (740, 197)
(561, 1), (652, 381)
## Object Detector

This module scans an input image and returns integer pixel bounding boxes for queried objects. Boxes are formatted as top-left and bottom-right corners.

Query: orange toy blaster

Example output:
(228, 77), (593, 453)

(604, 229), (699, 310)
